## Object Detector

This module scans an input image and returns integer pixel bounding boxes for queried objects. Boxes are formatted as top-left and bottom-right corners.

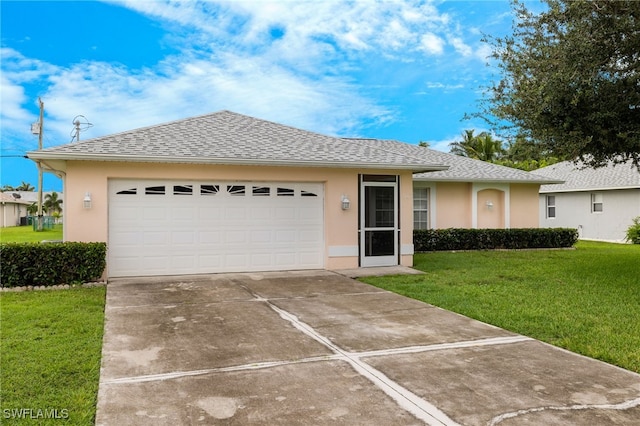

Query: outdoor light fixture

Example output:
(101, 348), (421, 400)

(486, 200), (494, 210)
(83, 192), (92, 209)
(341, 195), (351, 210)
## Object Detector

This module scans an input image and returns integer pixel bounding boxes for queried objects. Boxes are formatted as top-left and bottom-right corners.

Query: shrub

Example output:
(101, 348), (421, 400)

(625, 217), (640, 244)
(0, 242), (106, 288)
(414, 228), (578, 252)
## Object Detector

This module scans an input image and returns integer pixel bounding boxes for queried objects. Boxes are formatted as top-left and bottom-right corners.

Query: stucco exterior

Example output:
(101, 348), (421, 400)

(1, 201), (27, 227)
(63, 160), (415, 271)
(413, 181), (540, 229)
(539, 188), (640, 242)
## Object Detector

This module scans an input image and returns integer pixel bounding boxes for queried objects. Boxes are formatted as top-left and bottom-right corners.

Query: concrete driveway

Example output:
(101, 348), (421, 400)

(96, 270), (640, 425)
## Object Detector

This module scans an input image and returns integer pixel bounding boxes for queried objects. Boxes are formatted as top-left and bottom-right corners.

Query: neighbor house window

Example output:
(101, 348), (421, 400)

(413, 187), (430, 230)
(591, 193), (603, 213)
(546, 195), (556, 218)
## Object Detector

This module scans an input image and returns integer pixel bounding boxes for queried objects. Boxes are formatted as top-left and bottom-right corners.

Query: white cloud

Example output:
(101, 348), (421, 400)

(419, 32), (445, 55)
(2, 0), (498, 154)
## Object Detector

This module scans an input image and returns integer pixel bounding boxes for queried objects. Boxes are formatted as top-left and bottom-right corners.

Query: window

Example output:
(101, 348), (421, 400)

(116, 188), (137, 195)
(413, 187), (429, 230)
(252, 186), (270, 196)
(301, 190), (317, 197)
(546, 195), (556, 218)
(591, 193), (603, 213)
(145, 185), (165, 195)
(173, 185), (193, 195)
(227, 185), (246, 196)
(201, 184), (219, 195)
(277, 187), (294, 196)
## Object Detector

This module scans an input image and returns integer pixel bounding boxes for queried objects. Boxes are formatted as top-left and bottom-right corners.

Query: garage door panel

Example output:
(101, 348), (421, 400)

(109, 180), (324, 277)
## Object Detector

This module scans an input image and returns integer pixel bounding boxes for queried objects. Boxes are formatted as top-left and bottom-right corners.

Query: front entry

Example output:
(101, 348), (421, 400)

(360, 175), (399, 267)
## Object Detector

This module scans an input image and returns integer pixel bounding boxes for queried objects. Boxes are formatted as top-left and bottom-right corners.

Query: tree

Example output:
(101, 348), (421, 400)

(26, 203), (38, 216)
(479, 0), (640, 169)
(15, 181), (35, 191)
(1, 185), (16, 192)
(43, 192), (63, 215)
(418, 141), (430, 148)
(449, 130), (505, 162)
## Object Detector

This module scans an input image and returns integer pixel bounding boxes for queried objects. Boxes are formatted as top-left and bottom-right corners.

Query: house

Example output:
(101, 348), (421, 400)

(27, 110), (560, 278)
(27, 110), (449, 277)
(535, 160), (640, 242)
(348, 139), (560, 230)
(0, 192), (32, 227)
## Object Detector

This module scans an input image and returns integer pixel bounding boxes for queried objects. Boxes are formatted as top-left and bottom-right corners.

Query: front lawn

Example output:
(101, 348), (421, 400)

(0, 225), (63, 243)
(0, 287), (106, 425)
(362, 241), (640, 374)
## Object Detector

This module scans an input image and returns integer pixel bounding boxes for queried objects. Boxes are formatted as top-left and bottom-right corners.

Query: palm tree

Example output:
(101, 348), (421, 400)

(44, 192), (63, 215)
(449, 130), (505, 162)
(26, 203), (38, 216)
(16, 181), (35, 191)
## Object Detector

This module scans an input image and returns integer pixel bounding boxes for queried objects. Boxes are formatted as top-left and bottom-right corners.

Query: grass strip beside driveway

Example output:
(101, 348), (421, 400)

(0, 287), (106, 425)
(362, 241), (640, 374)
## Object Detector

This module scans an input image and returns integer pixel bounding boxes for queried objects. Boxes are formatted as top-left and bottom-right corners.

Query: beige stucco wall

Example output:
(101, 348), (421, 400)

(477, 189), (505, 229)
(417, 181), (541, 229)
(434, 182), (472, 228)
(509, 184), (541, 228)
(63, 161), (414, 271)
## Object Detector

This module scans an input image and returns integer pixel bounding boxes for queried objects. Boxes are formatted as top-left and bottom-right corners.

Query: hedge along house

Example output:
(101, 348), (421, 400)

(27, 111), (448, 278)
(347, 139), (562, 230)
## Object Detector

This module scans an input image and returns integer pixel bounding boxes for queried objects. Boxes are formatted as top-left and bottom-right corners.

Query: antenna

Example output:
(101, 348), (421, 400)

(70, 115), (93, 142)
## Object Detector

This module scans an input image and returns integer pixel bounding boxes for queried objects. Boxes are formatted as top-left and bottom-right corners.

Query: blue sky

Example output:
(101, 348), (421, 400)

(1, 0), (532, 192)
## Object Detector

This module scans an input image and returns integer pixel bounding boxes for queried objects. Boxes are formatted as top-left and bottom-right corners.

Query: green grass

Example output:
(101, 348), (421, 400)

(0, 287), (106, 425)
(362, 241), (640, 374)
(0, 225), (63, 243)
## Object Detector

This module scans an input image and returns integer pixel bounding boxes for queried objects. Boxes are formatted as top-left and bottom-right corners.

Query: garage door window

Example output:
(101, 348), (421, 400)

(173, 185), (193, 195)
(277, 187), (294, 196)
(145, 185), (165, 195)
(252, 186), (270, 196)
(227, 185), (245, 196)
(201, 185), (219, 195)
(117, 188), (137, 195)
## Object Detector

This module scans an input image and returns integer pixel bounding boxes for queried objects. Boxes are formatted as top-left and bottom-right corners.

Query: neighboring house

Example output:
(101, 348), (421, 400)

(27, 110), (560, 278)
(0, 192), (32, 227)
(348, 139), (561, 230)
(535, 160), (640, 242)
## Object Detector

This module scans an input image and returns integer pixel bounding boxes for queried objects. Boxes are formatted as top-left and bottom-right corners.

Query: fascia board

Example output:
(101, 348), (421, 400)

(26, 151), (449, 173)
(539, 186), (640, 193)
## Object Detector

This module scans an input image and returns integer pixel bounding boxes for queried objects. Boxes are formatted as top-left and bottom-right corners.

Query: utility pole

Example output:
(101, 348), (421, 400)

(36, 98), (44, 231)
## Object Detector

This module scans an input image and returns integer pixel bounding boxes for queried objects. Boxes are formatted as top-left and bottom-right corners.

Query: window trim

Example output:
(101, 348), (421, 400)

(413, 187), (430, 230)
(546, 195), (556, 219)
(591, 193), (603, 213)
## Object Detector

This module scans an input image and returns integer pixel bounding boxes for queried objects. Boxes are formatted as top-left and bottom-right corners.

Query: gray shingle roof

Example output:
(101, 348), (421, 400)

(27, 110), (447, 172)
(346, 138), (561, 184)
(535, 160), (640, 193)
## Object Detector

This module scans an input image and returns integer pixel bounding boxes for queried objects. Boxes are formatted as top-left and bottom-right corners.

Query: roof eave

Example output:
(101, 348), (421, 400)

(413, 176), (564, 185)
(540, 185), (640, 193)
(26, 152), (449, 172)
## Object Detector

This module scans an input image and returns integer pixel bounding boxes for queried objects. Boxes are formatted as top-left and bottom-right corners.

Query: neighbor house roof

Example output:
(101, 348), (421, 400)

(27, 110), (448, 173)
(346, 138), (562, 184)
(536, 160), (640, 193)
(0, 192), (32, 205)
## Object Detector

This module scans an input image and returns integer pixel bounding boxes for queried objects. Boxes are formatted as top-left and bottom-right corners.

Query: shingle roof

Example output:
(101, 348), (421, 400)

(27, 110), (447, 172)
(535, 160), (640, 193)
(346, 138), (561, 184)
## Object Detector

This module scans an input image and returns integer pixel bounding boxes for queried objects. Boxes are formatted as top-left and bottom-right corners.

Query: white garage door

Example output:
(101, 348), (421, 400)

(108, 180), (324, 277)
